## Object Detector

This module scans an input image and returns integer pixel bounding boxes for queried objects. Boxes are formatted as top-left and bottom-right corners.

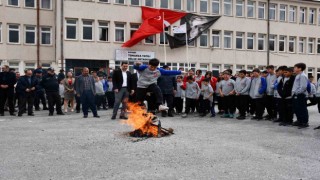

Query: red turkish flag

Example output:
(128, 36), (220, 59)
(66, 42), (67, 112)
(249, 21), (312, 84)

(122, 6), (187, 47)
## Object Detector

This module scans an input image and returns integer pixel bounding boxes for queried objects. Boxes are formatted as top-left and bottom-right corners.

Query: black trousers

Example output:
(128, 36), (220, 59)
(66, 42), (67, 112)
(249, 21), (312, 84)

(222, 95), (236, 114)
(106, 91), (115, 108)
(46, 91), (62, 114)
(95, 94), (105, 109)
(307, 95), (318, 107)
(174, 97), (183, 113)
(136, 84), (163, 107)
(146, 93), (157, 112)
(75, 94), (81, 111)
(265, 95), (277, 118)
(34, 91), (47, 109)
(18, 93), (35, 115)
(278, 98), (293, 123)
(293, 94), (309, 124)
(0, 89), (14, 114)
(252, 98), (265, 118)
(163, 94), (174, 111)
(249, 97), (255, 115)
(216, 96), (223, 112)
(185, 98), (197, 114)
(236, 95), (249, 117)
(199, 98), (210, 114)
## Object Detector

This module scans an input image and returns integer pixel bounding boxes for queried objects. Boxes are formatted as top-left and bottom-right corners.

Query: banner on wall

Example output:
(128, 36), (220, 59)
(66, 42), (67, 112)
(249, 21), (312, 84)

(115, 49), (155, 61)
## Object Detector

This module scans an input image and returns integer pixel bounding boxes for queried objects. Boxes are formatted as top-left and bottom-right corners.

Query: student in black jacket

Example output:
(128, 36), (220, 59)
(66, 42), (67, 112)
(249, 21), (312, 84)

(16, 69), (38, 116)
(277, 67), (295, 126)
(129, 72), (139, 103)
(0, 65), (17, 116)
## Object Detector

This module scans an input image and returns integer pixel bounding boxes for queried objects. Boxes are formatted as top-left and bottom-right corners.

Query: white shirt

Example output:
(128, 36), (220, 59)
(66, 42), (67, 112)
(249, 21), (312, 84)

(122, 71), (127, 87)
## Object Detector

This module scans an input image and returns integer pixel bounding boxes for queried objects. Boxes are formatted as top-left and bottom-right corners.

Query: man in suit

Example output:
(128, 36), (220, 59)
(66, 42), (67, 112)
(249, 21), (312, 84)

(129, 71), (139, 103)
(75, 67), (99, 118)
(40, 67), (64, 116)
(112, 62), (132, 120)
(0, 65), (17, 116)
(16, 69), (38, 116)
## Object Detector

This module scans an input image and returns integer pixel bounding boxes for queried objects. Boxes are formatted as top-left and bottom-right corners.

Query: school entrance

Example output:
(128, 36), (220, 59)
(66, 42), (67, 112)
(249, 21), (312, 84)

(65, 59), (109, 76)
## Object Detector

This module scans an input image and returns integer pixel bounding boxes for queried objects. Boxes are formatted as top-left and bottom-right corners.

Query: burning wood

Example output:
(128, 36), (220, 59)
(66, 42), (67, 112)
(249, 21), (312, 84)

(121, 103), (174, 138)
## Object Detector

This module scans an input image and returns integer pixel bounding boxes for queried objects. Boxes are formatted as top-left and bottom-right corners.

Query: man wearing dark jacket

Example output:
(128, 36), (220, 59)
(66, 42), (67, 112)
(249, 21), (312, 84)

(112, 62), (132, 120)
(0, 65), (17, 116)
(277, 68), (295, 126)
(40, 67), (64, 116)
(34, 71), (48, 110)
(129, 72), (139, 103)
(16, 69), (38, 116)
(157, 65), (177, 117)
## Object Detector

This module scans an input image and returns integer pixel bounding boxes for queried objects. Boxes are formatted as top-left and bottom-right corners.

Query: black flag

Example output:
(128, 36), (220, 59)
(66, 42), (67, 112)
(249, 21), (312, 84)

(166, 14), (220, 49)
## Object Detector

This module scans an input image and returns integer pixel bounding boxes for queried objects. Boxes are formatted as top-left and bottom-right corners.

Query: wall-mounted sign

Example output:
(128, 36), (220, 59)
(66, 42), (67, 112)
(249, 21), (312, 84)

(115, 49), (155, 61)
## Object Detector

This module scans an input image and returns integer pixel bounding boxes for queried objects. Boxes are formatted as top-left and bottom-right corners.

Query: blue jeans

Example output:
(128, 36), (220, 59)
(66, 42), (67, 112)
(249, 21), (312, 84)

(81, 90), (97, 116)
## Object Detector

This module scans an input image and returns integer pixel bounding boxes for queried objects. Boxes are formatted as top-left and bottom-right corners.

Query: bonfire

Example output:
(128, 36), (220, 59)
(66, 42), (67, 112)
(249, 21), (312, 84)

(121, 103), (174, 138)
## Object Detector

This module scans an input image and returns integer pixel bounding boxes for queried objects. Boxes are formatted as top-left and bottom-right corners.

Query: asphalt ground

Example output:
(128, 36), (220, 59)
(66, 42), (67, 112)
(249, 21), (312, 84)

(0, 106), (320, 180)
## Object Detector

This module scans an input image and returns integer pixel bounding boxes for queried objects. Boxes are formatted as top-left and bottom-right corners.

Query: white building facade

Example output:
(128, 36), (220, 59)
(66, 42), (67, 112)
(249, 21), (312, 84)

(1, 0), (320, 78)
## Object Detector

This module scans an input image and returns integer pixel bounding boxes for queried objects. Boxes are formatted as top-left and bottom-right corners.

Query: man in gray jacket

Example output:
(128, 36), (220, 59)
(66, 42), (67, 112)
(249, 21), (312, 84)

(265, 65), (277, 120)
(235, 70), (251, 120)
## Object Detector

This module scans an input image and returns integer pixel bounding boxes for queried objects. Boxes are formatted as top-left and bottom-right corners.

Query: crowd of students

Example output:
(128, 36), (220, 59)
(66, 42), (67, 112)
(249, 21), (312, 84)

(1, 60), (319, 129)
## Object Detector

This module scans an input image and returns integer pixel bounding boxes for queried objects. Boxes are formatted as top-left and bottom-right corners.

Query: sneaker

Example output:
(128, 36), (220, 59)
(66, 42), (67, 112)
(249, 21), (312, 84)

(159, 105), (169, 111)
(111, 116), (116, 120)
(292, 121), (301, 126)
(221, 114), (230, 118)
(119, 115), (128, 120)
(94, 115), (100, 118)
(229, 114), (234, 118)
(181, 113), (188, 118)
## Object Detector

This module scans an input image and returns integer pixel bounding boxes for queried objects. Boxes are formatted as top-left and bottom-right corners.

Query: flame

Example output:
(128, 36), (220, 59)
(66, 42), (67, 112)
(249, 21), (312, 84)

(121, 103), (159, 137)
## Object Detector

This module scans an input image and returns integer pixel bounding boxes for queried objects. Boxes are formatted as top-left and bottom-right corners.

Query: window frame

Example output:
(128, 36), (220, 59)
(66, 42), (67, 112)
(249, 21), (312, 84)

(25, 25), (36, 45)
(212, 0), (220, 15)
(269, 3), (277, 21)
(130, 0), (140, 6)
(289, 6), (296, 23)
(114, 23), (126, 43)
(223, 0), (232, 16)
(0, 23), (2, 43)
(269, 34), (276, 52)
(8, 24), (20, 44)
(247, 32), (255, 50)
(82, 20), (94, 41)
(199, 30), (208, 47)
(258, 34), (265, 51)
(223, 31), (232, 49)
(40, 26), (52, 45)
(173, 0), (182, 10)
(160, 0), (169, 9)
(299, 37), (306, 53)
(309, 8), (316, 25)
(278, 35), (286, 52)
(25, 0), (35, 8)
(247, 1), (255, 18)
(65, 19), (78, 40)
(212, 30), (220, 48)
(187, 0), (196, 12)
(279, 4), (287, 22)
(7, 0), (19, 7)
(258, 2), (266, 19)
(288, 36), (296, 53)
(236, 32), (244, 49)
(200, 0), (208, 14)
(40, 0), (52, 10)
(300, 7), (306, 24)
(308, 38), (315, 54)
(144, 0), (154, 7)
(236, 0), (244, 17)
(98, 21), (109, 42)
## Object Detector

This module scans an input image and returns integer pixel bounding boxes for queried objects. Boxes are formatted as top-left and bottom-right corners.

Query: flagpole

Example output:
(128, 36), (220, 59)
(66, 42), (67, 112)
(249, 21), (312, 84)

(162, 12), (167, 65)
(185, 31), (189, 70)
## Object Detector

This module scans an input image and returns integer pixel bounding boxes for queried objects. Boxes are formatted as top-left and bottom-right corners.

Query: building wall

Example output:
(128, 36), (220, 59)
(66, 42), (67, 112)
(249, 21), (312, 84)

(0, 0), (56, 73)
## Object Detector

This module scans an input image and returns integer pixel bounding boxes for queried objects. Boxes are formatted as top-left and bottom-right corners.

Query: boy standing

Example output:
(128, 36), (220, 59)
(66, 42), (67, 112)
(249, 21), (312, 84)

(235, 70), (251, 120)
(133, 59), (182, 111)
(219, 71), (236, 118)
(181, 76), (200, 118)
(174, 76), (184, 115)
(277, 68), (295, 126)
(265, 65), (277, 120)
(249, 69), (267, 120)
(292, 63), (309, 128)
(199, 78), (214, 117)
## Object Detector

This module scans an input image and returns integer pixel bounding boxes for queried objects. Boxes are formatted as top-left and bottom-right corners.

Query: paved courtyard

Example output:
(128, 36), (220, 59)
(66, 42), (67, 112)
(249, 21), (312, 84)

(1, 107), (320, 180)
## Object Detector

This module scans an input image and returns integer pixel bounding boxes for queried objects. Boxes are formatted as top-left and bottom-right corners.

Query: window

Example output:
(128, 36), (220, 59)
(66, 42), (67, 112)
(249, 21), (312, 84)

(8, 24), (19, 43)
(82, 20), (93, 41)
(145, 0), (153, 7)
(212, 0), (220, 14)
(115, 23), (125, 42)
(299, 37), (305, 53)
(258, 34), (265, 51)
(279, 5), (286, 22)
(160, 27), (169, 44)
(25, 63), (35, 70)
(145, 35), (155, 44)
(130, 24), (139, 38)
(236, 32), (244, 49)
(289, 36), (295, 53)
(200, 0), (208, 13)
(308, 38), (315, 54)
(131, 0), (139, 6)
(25, 0), (35, 7)
(200, 30), (208, 47)
(173, 0), (182, 10)
(0, 23), (2, 43)
(300, 7), (306, 24)
(66, 19), (77, 40)
(41, 0), (51, 9)
(236, 0), (244, 17)
(309, 8), (316, 25)
(269, 34), (276, 51)
(279, 36), (286, 52)
(212, 30), (220, 48)
(317, 39), (320, 54)
(98, 0), (109, 3)
(114, 0), (125, 4)
(8, 0), (18, 6)
(319, 9), (320, 25)
(224, 31), (232, 49)
(247, 33), (254, 50)
(41, 27), (51, 45)
(289, 6), (296, 22)
(224, 0), (232, 16)
(98, 21), (109, 42)
(258, 2), (265, 19)
(187, 0), (195, 12)
(25, 26), (36, 44)
(200, 64), (209, 74)
(160, 0), (168, 8)
(269, 4), (276, 20)
(9, 62), (19, 72)
(247, 1), (255, 18)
